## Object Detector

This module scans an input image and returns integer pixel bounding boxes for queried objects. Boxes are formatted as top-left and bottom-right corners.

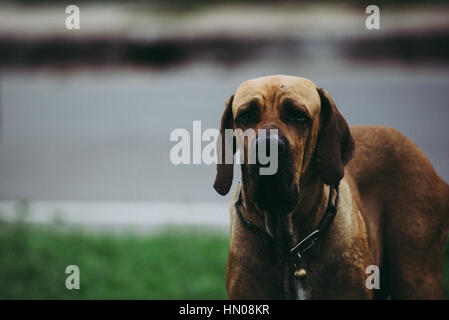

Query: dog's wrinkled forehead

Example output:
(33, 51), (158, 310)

(232, 75), (321, 116)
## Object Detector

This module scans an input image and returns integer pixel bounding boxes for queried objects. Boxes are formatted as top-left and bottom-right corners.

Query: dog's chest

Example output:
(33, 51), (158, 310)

(295, 280), (311, 300)
(289, 181), (360, 300)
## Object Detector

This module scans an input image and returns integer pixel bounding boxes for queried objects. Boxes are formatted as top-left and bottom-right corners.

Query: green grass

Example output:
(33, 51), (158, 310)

(0, 219), (448, 299)
(0, 222), (229, 299)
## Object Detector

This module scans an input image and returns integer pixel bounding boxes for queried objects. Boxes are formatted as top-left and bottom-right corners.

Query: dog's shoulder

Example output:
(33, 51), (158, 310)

(350, 125), (415, 156)
(347, 125), (448, 197)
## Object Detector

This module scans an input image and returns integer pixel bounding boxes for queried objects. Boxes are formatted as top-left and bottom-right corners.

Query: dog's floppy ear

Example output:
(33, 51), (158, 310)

(213, 94), (236, 195)
(314, 88), (355, 185)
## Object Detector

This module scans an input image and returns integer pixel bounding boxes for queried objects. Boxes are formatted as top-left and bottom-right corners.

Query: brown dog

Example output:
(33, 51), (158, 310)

(213, 75), (449, 299)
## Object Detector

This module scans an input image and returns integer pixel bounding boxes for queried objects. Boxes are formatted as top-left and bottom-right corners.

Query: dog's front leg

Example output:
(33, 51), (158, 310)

(226, 216), (286, 299)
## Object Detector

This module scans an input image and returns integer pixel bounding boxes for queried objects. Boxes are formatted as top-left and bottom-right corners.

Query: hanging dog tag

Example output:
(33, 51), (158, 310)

(294, 268), (307, 279)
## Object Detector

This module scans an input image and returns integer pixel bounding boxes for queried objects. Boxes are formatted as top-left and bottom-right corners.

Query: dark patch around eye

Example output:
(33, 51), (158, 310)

(282, 100), (310, 124)
(235, 100), (259, 125)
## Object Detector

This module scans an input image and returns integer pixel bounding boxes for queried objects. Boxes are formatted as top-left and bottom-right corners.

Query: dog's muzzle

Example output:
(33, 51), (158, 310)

(249, 132), (299, 214)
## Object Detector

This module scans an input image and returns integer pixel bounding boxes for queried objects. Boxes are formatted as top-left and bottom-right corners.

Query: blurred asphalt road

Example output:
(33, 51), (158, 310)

(1, 61), (448, 202)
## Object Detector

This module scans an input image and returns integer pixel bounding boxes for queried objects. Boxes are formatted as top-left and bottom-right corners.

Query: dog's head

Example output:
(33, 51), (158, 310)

(214, 75), (354, 214)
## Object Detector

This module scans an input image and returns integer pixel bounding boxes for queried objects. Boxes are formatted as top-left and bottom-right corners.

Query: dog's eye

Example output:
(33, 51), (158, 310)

(282, 100), (310, 124)
(236, 103), (258, 124)
(286, 109), (309, 123)
(236, 110), (255, 124)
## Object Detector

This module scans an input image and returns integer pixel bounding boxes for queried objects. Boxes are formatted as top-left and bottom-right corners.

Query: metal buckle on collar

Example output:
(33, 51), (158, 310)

(289, 184), (339, 268)
(290, 229), (320, 267)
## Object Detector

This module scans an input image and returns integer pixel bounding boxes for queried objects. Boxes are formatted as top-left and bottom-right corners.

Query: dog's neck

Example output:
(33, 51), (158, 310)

(240, 170), (328, 249)
(289, 173), (328, 246)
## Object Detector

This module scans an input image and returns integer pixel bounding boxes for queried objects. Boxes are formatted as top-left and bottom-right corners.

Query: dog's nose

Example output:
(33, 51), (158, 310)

(250, 133), (288, 165)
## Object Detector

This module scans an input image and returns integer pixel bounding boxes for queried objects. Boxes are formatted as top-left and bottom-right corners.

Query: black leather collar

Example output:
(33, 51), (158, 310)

(234, 182), (340, 269)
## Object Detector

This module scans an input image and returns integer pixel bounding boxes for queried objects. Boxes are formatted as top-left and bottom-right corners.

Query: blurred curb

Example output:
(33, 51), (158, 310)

(0, 200), (230, 233)
(0, 4), (448, 67)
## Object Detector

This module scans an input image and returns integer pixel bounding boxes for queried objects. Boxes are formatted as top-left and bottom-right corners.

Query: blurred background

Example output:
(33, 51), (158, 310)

(0, 0), (448, 299)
